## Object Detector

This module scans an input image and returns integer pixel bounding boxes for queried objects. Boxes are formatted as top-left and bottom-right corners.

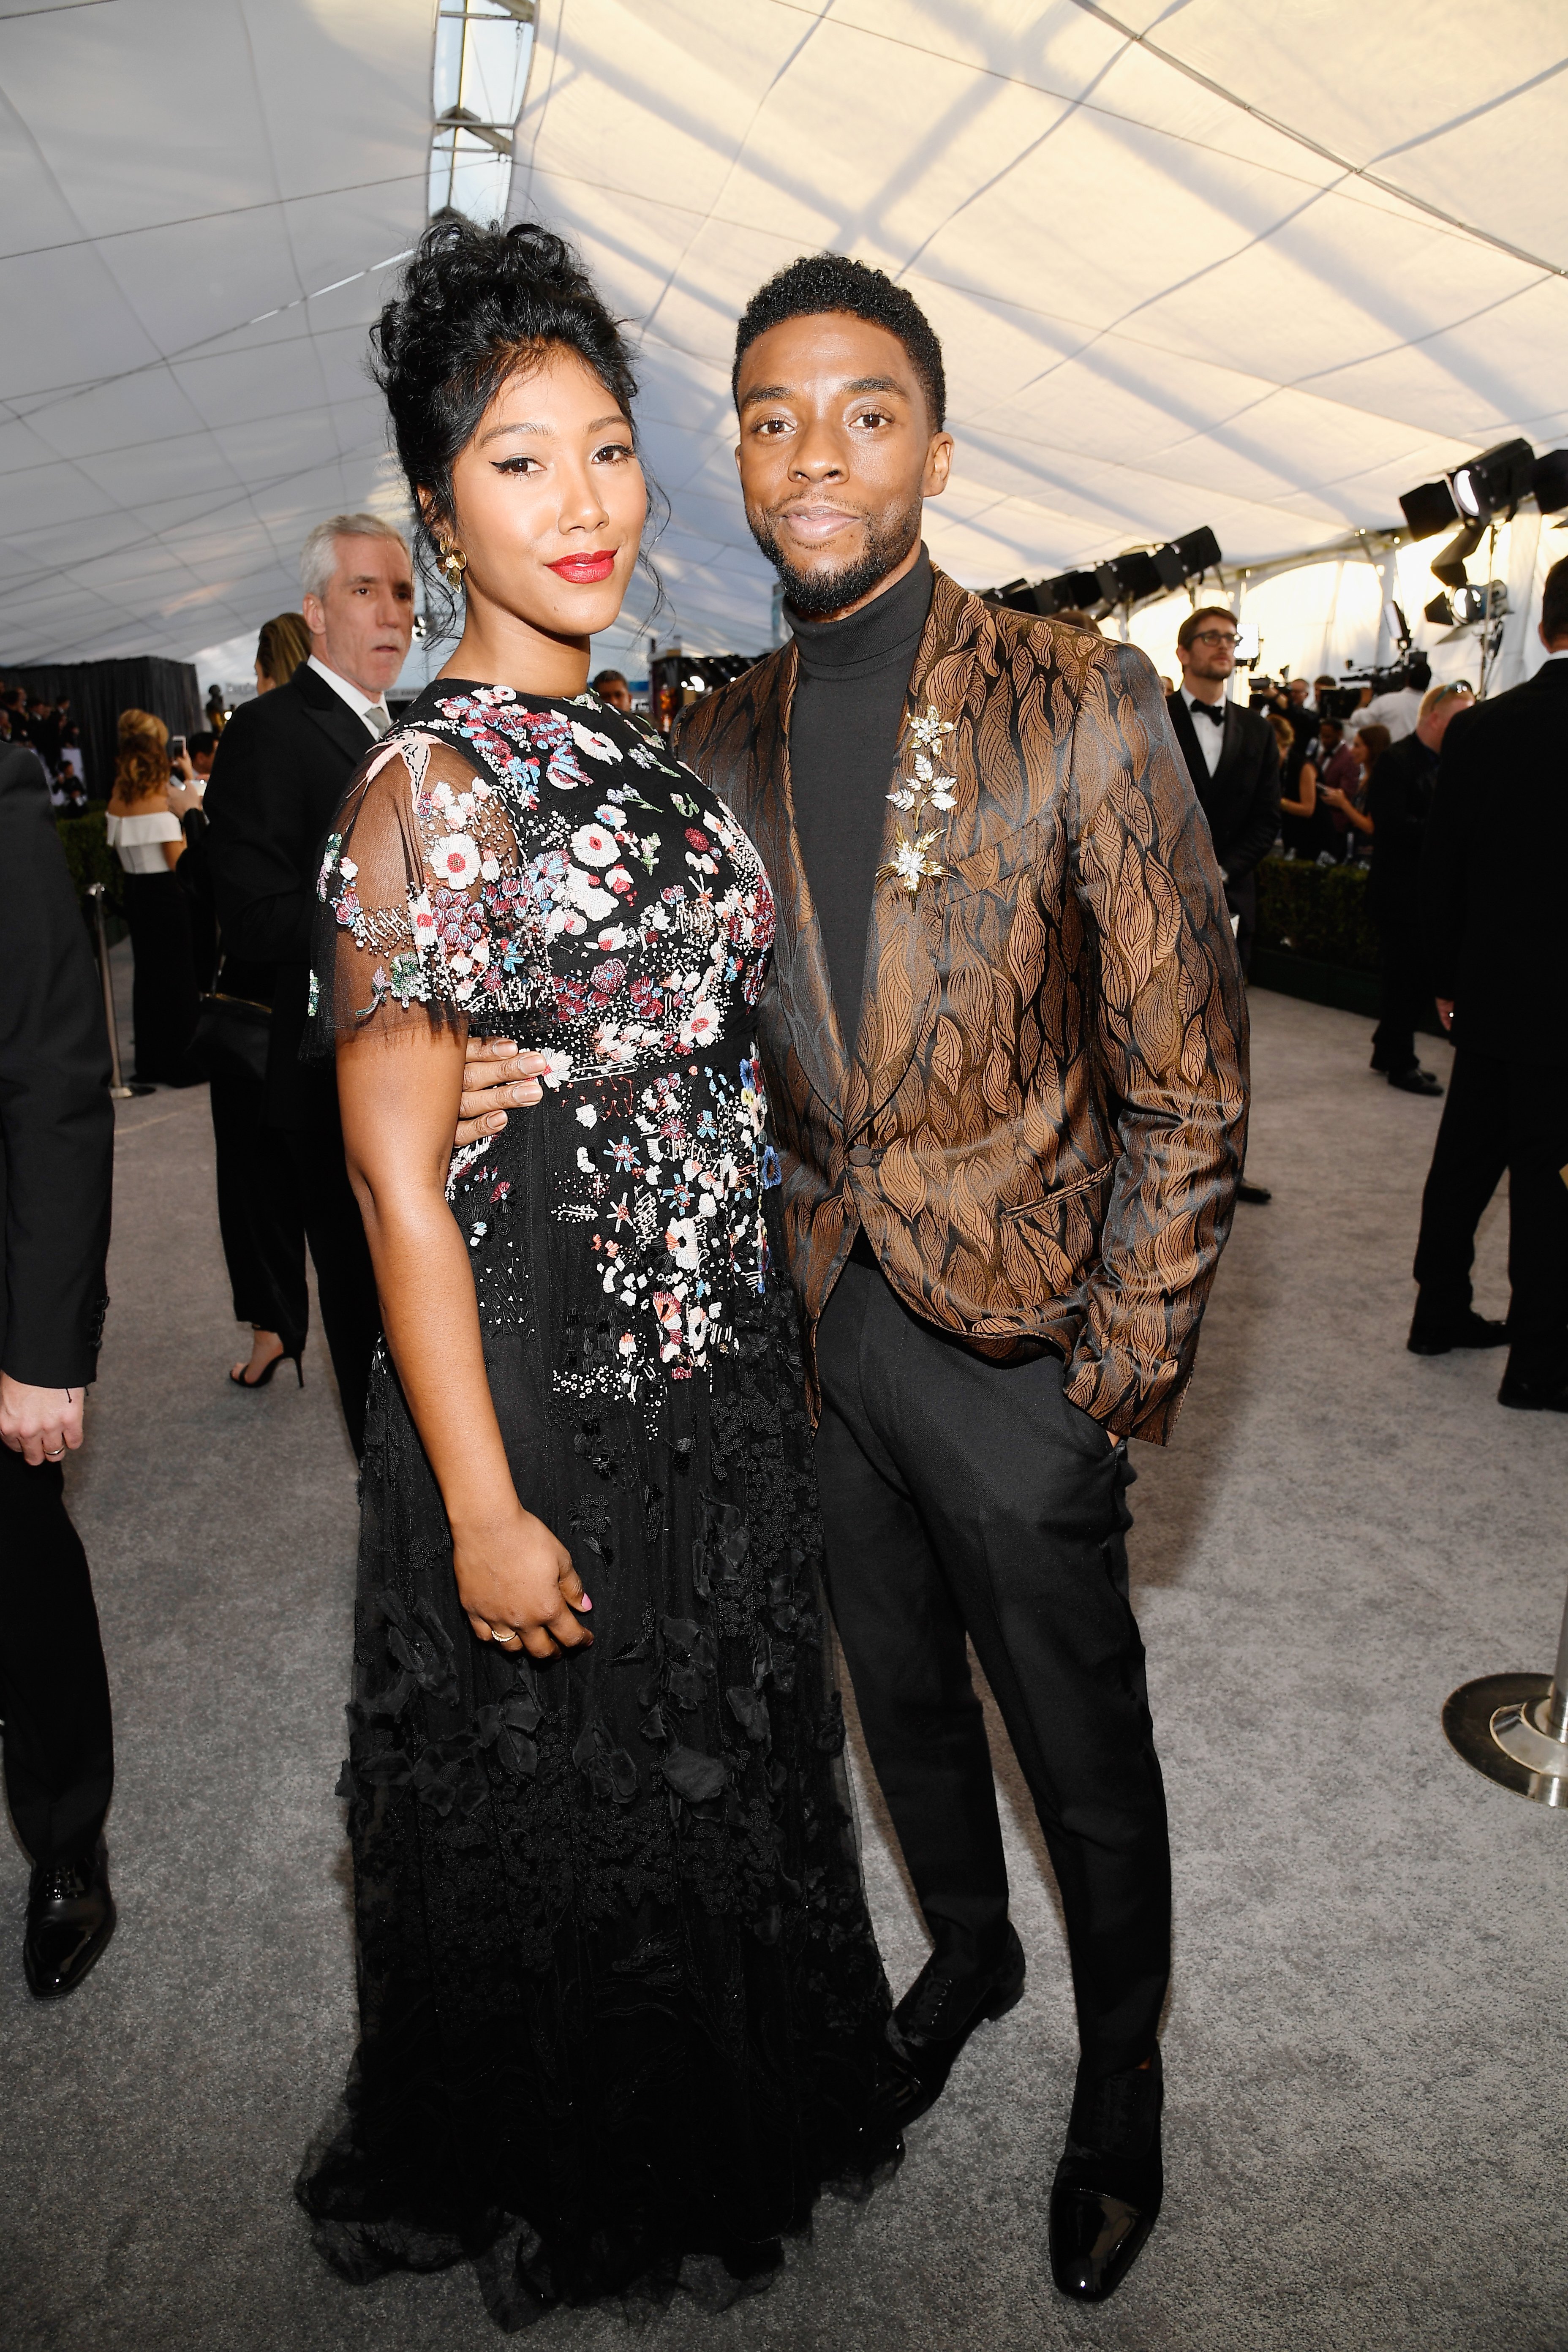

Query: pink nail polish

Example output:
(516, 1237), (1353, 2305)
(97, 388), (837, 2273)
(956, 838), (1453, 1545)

(578, 1592), (593, 1610)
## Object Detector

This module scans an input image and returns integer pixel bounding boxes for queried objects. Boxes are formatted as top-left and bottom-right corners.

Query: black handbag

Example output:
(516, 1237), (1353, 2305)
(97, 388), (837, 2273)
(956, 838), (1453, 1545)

(190, 991), (271, 1084)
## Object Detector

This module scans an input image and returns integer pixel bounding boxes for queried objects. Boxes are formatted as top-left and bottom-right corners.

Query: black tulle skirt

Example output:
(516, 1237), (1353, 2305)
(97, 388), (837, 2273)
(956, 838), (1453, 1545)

(296, 1105), (901, 2328)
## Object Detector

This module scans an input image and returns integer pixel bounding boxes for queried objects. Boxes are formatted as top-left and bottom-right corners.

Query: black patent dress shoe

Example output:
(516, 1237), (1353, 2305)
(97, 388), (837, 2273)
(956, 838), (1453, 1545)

(1048, 2050), (1163, 2303)
(886, 1925), (1026, 2122)
(1388, 1064), (1443, 1096)
(1498, 1364), (1568, 1413)
(1408, 1308), (1508, 1356)
(24, 1837), (116, 1999)
(1236, 1178), (1272, 1204)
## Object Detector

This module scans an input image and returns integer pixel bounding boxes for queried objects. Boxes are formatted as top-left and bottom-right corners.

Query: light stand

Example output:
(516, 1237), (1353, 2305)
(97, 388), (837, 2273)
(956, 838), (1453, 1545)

(1475, 522), (1503, 697)
(1443, 1577), (1568, 1808)
(85, 883), (152, 1100)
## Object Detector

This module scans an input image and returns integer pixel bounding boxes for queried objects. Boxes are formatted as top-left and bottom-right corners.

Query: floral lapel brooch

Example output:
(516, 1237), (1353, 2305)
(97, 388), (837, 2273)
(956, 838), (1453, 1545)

(878, 706), (956, 898)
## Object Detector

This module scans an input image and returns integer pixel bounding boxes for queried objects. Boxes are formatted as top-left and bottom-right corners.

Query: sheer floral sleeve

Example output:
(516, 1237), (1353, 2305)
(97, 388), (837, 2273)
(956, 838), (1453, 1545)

(307, 732), (552, 1053)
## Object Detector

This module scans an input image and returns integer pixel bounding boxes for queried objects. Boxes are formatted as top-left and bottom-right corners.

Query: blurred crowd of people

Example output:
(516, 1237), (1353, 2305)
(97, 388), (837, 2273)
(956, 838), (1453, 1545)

(0, 681), (87, 810)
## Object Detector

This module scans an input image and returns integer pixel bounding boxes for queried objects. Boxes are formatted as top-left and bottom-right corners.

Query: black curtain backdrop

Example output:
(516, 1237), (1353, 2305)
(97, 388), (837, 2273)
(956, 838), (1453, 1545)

(2, 656), (201, 799)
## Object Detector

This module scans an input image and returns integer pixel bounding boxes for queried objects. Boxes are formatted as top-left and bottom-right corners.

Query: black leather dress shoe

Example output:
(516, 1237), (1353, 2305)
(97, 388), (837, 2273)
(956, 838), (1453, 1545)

(886, 1925), (1026, 2121)
(24, 1838), (116, 1999)
(1388, 1064), (1443, 1096)
(1408, 1307), (1508, 1356)
(1498, 1366), (1568, 1413)
(1236, 1179), (1272, 1204)
(1049, 2050), (1163, 2302)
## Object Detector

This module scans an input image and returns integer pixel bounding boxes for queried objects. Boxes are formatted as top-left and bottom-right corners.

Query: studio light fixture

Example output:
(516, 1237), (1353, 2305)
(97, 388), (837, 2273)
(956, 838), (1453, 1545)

(1399, 479), (1459, 540)
(981, 527), (1222, 619)
(1429, 519), (1487, 589)
(1033, 569), (1103, 615)
(1449, 437), (1535, 522)
(1533, 448), (1568, 515)
(1095, 551), (1163, 606)
(1424, 583), (1508, 632)
(1399, 438), (1551, 589)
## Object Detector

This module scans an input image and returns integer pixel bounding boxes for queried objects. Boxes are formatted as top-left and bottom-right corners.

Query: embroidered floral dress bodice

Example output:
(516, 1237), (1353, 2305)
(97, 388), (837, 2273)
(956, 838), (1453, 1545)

(299, 682), (897, 2319)
(313, 683), (780, 1402)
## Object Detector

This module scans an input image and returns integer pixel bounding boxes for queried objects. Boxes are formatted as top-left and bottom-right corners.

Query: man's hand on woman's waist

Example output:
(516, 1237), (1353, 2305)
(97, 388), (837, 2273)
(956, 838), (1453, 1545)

(456, 1036), (550, 1146)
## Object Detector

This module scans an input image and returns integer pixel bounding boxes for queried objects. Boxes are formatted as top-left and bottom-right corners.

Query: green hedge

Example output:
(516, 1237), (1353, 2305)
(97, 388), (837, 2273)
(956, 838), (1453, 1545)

(55, 803), (126, 943)
(1253, 854), (1379, 974)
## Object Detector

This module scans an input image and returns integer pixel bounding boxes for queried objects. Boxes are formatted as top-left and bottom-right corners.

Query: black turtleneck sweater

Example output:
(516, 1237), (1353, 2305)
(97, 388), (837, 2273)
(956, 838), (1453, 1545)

(786, 549), (933, 1045)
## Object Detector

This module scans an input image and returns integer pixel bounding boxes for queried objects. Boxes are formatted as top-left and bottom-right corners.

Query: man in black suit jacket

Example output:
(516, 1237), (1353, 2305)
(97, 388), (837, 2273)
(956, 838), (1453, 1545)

(0, 741), (117, 1996)
(1412, 559), (1568, 1405)
(1167, 608), (1281, 973)
(1168, 606), (1279, 1205)
(203, 515), (415, 1453)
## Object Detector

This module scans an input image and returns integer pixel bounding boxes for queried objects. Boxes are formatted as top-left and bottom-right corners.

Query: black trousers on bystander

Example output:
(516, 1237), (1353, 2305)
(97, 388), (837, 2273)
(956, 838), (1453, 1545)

(1372, 909), (1435, 1077)
(1413, 1046), (1568, 1380)
(0, 1443), (113, 1867)
(813, 1258), (1171, 2080)
(211, 1072), (309, 1357)
(283, 1123), (380, 1457)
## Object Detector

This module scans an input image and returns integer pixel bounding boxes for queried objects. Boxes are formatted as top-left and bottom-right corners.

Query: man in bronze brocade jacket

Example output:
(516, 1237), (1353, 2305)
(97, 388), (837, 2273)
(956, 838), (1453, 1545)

(465, 257), (1247, 2303)
(675, 258), (1247, 2306)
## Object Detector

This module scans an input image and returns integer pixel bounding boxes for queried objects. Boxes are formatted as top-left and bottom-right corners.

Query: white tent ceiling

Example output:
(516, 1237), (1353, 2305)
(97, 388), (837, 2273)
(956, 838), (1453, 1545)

(2, 0), (1565, 678)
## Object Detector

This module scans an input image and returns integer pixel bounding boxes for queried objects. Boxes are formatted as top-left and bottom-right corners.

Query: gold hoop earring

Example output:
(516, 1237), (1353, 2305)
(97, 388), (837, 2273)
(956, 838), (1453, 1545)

(439, 543), (468, 584)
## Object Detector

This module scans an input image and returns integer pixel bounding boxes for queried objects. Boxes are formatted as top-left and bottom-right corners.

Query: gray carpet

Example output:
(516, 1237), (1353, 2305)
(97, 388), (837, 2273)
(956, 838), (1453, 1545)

(3, 983), (1566, 2352)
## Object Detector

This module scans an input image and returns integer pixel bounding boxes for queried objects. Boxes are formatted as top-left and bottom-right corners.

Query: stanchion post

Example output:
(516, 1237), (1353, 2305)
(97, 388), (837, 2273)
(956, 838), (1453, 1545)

(85, 882), (150, 1102)
(1443, 1568), (1568, 1808)
(1544, 1585), (1568, 1745)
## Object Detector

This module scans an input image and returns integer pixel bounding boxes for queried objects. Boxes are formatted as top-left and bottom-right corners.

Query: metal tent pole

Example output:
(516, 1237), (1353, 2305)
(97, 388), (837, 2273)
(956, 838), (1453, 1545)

(1443, 1576), (1568, 1808)
(85, 883), (152, 1101)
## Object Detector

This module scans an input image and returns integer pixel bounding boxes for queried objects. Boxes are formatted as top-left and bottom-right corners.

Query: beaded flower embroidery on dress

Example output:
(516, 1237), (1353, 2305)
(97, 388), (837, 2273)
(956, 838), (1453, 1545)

(312, 687), (781, 1402)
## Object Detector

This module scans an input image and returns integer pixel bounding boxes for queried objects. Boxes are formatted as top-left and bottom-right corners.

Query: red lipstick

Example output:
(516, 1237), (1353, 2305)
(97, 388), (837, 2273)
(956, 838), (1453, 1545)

(548, 552), (616, 584)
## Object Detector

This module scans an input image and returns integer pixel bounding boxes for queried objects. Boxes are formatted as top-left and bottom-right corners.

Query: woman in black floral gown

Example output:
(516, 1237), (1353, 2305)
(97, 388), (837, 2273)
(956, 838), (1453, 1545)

(294, 221), (905, 2324)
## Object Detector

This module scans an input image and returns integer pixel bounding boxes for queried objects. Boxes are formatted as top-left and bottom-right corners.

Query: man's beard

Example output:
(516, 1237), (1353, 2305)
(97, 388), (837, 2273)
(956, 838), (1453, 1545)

(748, 495), (923, 621)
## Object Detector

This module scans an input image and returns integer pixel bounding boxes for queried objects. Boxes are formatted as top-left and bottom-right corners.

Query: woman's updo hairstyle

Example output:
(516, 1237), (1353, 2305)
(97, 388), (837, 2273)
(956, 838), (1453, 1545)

(373, 217), (642, 590)
(113, 708), (168, 804)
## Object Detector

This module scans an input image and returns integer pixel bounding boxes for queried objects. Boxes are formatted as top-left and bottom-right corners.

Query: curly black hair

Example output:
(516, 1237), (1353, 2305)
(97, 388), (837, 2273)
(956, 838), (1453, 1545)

(372, 215), (641, 567)
(731, 253), (946, 427)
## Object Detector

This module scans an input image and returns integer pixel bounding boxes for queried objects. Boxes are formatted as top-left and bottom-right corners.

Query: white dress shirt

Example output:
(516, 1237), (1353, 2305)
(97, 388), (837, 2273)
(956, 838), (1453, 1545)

(308, 655), (390, 737)
(1180, 686), (1228, 776)
(1361, 685), (1422, 742)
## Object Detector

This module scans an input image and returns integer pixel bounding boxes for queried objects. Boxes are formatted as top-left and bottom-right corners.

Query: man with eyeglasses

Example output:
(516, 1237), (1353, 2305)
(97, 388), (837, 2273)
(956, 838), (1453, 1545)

(1168, 608), (1281, 1206)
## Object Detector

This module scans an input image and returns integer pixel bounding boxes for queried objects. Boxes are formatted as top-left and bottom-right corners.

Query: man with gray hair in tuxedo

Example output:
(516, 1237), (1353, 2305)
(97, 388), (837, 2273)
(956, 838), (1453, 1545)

(203, 514), (416, 1451)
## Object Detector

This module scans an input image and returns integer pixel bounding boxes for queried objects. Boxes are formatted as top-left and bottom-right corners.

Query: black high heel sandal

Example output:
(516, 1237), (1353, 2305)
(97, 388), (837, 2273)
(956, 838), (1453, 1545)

(229, 1341), (304, 1391)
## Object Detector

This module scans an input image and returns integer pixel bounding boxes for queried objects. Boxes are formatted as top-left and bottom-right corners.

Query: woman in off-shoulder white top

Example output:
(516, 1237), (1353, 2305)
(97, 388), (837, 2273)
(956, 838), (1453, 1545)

(105, 806), (182, 873)
(106, 710), (200, 1084)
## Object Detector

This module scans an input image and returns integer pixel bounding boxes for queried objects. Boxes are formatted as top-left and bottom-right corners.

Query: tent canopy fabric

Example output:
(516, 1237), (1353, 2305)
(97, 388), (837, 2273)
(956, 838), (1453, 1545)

(2, 0), (1564, 675)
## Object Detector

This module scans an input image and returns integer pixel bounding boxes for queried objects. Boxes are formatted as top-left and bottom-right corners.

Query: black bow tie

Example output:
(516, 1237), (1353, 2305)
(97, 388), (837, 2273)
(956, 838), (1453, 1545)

(1190, 700), (1225, 725)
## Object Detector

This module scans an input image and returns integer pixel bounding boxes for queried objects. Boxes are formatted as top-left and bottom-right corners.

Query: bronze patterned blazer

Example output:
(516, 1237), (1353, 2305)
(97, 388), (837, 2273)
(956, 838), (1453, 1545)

(676, 567), (1249, 1444)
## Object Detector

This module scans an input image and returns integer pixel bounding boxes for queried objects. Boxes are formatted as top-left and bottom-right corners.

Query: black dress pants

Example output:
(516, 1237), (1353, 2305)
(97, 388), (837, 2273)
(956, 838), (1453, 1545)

(211, 1072), (308, 1356)
(1223, 867), (1255, 977)
(0, 1445), (113, 1867)
(121, 869), (200, 1085)
(813, 1260), (1171, 2078)
(284, 1125), (380, 1457)
(1413, 1047), (1568, 1378)
(1372, 907), (1433, 1076)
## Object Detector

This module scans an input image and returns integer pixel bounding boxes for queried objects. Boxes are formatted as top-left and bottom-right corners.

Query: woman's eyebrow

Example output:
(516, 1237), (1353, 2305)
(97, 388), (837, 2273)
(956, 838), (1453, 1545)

(479, 413), (629, 446)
